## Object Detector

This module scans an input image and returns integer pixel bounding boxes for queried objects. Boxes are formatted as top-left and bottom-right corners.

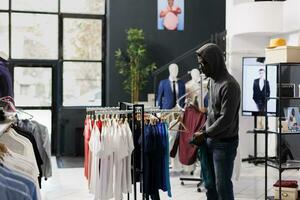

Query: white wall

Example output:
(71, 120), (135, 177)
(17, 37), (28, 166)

(232, 2), (283, 36)
(225, 0), (299, 159)
(283, 0), (300, 33)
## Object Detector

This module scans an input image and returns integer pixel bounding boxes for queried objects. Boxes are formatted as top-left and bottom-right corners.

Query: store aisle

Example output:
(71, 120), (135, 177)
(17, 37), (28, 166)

(40, 157), (299, 200)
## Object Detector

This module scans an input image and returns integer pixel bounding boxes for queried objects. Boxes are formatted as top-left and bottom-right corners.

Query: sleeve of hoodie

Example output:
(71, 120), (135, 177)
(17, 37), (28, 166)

(205, 81), (240, 137)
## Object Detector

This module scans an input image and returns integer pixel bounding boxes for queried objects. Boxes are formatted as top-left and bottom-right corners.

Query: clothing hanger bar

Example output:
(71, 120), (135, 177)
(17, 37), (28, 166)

(120, 102), (134, 107)
(94, 110), (133, 115)
(86, 107), (120, 112)
(144, 108), (181, 114)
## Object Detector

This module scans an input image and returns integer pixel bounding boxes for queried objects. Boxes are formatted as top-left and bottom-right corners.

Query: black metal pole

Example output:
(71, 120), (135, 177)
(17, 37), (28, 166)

(254, 115), (257, 164)
(265, 64), (268, 199)
(278, 63), (282, 200)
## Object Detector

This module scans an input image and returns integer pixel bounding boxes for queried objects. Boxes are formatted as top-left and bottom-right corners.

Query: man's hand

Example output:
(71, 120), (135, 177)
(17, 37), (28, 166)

(190, 131), (205, 146)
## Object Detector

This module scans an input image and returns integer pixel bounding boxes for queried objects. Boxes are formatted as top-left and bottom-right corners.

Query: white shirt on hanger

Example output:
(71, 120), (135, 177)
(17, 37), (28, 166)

(124, 122), (134, 194)
(88, 122), (101, 195)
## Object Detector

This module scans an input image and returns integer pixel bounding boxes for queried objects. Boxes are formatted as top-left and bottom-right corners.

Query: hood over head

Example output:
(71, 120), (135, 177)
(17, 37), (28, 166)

(196, 43), (227, 80)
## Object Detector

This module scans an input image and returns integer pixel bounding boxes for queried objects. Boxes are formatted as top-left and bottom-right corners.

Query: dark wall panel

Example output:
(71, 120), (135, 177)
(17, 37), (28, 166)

(106, 0), (226, 106)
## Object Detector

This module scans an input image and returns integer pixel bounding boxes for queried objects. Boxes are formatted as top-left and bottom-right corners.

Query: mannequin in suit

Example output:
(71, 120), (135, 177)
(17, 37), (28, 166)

(157, 63), (185, 109)
(253, 68), (270, 113)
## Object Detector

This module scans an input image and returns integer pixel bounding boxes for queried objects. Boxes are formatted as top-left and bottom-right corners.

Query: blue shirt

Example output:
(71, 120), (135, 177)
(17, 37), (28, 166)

(0, 173), (32, 200)
(0, 166), (37, 200)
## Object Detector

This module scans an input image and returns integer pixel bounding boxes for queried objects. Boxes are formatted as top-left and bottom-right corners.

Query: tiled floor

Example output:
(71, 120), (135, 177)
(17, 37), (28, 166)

(40, 157), (300, 200)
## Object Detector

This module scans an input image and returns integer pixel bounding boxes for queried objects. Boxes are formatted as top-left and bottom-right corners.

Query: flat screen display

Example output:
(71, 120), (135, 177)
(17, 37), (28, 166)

(242, 57), (277, 116)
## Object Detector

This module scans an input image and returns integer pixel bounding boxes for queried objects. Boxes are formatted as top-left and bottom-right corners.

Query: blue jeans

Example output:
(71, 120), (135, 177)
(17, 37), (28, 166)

(205, 137), (239, 200)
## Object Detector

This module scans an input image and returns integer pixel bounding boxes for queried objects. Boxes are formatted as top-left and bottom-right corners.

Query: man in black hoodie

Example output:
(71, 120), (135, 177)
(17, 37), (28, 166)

(194, 43), (240, 200)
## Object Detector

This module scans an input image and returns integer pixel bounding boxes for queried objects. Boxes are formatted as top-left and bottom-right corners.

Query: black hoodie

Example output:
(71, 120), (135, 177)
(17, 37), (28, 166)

(196, 43), (241, 139)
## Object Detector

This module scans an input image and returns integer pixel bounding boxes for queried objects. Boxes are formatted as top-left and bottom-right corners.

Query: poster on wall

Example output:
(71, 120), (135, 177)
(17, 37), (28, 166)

(157, 0), (184, 31)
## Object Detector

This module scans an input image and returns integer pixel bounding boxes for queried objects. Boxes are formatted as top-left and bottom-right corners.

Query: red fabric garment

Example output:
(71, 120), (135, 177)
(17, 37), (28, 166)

(83, 118), (92, 179)
(179, 105), (206, 165)
(273, 180), (298, 188)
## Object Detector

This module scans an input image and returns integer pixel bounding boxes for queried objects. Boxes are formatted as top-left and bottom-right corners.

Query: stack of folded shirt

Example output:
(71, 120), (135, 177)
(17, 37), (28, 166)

(273, 180), (298, 188)
(273, 180), (298, 200)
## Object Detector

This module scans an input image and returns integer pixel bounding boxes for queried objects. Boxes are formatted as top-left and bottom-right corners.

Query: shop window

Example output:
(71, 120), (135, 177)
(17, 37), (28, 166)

(63, 62), (102, 106)
(61, 0), (105, 15)
(0, 13), (9, 57)
(12, 0), (58, 12)
(0, 0), (9, 10)
(14, 67), (52, 107)
(63, 18), (102, 60)
(11, 13), (58, 59)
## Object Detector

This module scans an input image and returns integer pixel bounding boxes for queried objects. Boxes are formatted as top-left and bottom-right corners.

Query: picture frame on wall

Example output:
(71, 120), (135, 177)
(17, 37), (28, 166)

(157, 0), (184, 31)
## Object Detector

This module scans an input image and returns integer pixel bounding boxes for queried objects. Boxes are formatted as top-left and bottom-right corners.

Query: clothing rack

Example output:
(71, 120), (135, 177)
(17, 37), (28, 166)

(119, 102), (145, 200)
(86, 106), (120, 112)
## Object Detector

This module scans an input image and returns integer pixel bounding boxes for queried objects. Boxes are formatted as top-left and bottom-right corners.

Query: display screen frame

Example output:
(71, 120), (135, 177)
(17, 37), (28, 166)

(242, 57), (277, 117)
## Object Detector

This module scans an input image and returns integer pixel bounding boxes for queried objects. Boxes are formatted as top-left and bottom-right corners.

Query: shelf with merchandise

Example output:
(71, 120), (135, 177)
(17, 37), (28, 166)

(263, 62), (300, 199)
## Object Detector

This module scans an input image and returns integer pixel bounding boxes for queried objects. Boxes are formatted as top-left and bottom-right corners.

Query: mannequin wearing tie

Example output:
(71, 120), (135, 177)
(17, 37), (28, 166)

(157, 63), (185, 109)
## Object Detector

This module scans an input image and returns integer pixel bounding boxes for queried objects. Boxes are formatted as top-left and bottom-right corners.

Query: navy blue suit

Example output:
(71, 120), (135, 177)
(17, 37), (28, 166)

(157, 79), (185, 109)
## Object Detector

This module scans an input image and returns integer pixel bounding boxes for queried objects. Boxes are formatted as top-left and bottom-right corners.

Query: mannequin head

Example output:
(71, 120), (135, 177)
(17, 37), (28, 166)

(168, 0), (174, 7)
(169, 63), (179, 79)
(259, 68), (265, 79)
(190, 68), (201, 83)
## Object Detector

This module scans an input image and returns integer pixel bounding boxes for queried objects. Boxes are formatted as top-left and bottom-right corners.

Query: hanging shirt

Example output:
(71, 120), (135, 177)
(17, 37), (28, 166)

(179, 105), (206, 165)
(0, 61), (13, 98)
(0, 173), (31, 200)
(114, 122), (129, 200)
(83, 117), (92, 180)
(123, 122), (135, 194)
(0, 166), (38, 200)
(88, 121), (101, 195)
(12, 125), (44, 187)
(17, 120), (52, 179)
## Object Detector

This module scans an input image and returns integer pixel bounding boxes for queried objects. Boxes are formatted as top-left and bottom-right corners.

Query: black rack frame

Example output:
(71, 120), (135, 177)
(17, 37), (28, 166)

(119, 102), (145, 200)
(264, 62), (300, 200)
(243, 115), (266, 165)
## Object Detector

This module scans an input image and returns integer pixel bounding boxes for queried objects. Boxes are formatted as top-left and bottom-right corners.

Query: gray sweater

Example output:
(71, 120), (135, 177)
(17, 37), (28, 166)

(197, 43), (241, 140)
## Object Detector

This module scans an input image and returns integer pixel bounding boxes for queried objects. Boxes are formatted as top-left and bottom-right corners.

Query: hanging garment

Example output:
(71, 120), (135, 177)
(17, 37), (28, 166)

(12, 125), (43, 187)
(87, 118), (135, 200)
(83, 117), (92, 180)
(131, 120), (142, 183)
(142, 122), (172, 200)
(0, 61), (13, 98)
(0, 166), (38, 200)
(88, 119), (102, 196)
(178, 106), (206, 165)
(17, 120), (52, 179)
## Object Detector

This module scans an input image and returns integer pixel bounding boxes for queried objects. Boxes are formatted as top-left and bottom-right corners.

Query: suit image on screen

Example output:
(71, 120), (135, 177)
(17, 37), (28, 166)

(252, 78), (270, 112)
(157, 79), (185, 109)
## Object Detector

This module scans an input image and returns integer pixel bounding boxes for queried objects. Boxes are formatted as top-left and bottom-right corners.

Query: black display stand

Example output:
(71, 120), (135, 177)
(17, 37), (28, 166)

(242, 114), (266, 165)
(263, 62), (300, 200)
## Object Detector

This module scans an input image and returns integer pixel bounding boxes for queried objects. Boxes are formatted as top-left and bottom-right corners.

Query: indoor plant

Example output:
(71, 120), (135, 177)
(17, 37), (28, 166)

(115, 28), (156, 103)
